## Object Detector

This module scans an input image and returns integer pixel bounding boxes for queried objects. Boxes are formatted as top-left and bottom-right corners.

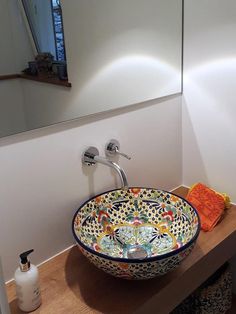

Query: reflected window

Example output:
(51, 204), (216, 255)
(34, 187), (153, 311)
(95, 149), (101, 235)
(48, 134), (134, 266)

(21, 0), (66, 61)
(51, 0), (66, 61)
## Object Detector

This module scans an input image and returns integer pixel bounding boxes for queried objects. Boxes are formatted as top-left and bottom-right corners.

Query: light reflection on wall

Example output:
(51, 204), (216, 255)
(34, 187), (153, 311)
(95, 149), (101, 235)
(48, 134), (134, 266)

(183, 57), (236, 195)
(76, 54), (181, 111)
(184, 57), (236, 123)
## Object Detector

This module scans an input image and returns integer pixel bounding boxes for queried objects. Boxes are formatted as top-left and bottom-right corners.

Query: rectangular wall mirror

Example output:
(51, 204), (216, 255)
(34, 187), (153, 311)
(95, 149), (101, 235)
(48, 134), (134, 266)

(0, 0), (183, 138)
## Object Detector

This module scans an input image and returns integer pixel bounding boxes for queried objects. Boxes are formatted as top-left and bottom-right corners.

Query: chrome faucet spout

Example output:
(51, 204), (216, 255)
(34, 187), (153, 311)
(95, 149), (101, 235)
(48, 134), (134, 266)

(94, 155), (128, 190)
(82, 146), (129, 190)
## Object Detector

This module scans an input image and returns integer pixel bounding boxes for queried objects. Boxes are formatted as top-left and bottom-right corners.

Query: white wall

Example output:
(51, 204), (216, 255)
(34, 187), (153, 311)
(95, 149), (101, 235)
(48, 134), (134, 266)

(0, 0), (17, 74)
(0, 95), (182, 281)
(0, 0), (34, 74)
(183, 0), (236, 202)
(0, 81), (27, 137)
(183, 0), (236, 292)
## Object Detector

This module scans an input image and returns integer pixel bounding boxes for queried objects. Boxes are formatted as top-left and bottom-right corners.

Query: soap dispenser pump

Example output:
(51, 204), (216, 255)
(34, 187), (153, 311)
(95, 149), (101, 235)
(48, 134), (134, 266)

(14, 249), (41, 312)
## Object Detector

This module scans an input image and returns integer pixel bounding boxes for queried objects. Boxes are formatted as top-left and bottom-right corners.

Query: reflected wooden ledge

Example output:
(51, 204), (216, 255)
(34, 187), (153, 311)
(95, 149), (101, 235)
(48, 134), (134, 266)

(0, 74), (20, 80)
(0, 74), (72, 88)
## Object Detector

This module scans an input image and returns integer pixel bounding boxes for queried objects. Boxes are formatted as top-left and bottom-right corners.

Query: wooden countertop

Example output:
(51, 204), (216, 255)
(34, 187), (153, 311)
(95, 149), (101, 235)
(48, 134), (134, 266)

(6, 187), (236, 314)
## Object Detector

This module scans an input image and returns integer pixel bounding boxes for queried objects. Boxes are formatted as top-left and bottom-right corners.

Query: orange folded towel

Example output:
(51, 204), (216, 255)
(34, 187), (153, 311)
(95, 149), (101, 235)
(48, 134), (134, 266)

(186, 183), (230, 232)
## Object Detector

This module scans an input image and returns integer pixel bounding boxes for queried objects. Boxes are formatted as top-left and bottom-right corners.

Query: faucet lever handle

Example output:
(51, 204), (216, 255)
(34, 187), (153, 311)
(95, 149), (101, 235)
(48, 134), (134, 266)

(105, 139), (131, 160)
(114, 146), (131, 160)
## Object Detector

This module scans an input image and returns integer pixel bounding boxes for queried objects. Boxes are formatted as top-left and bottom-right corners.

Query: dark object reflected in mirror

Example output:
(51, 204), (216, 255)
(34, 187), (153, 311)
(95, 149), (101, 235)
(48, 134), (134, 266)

(28, 61), (38, 76)
(24, 53), (68, 80)
(56, 63), (68, 81)
(21, 0), (66, 62)
(35, 52), (54, 75)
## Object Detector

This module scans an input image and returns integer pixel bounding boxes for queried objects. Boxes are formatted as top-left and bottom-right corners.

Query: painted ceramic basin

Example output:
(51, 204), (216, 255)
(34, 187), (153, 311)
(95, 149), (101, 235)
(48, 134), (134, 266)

(72, 188), (200, 280)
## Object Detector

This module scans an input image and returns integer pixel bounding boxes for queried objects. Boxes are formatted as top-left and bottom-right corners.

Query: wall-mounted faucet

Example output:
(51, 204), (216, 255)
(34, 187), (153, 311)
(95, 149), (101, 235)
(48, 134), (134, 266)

(82, 146), (129, 190)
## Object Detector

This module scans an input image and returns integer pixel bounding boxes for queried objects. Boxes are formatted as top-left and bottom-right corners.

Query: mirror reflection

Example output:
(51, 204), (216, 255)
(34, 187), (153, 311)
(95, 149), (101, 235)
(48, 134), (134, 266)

(0, 0), (183, 138)
(21, 0), (66, 61)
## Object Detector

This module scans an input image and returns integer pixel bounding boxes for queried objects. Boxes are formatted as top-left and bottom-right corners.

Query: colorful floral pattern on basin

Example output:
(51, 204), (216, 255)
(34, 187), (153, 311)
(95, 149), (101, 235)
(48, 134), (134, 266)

(72, 188), (200, 279)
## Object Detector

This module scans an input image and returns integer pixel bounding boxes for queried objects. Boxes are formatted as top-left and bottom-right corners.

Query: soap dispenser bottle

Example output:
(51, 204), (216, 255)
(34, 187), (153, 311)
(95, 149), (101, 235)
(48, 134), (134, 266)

(14, 249), (41, 312)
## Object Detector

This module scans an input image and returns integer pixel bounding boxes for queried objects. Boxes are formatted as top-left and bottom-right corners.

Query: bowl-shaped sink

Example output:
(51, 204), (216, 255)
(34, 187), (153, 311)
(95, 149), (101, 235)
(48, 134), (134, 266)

(72, 188), (200, 280)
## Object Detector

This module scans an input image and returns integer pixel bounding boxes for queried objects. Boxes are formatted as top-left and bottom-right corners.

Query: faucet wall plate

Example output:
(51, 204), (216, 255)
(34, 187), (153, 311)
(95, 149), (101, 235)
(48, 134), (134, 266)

(105, 139), (120, 157)
(82, 146), (99, 166)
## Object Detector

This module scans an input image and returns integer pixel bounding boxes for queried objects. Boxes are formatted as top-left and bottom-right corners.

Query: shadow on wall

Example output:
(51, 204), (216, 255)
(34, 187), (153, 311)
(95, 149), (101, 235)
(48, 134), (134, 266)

(182, 96), (209, 187)
(81, 161), (120, 200)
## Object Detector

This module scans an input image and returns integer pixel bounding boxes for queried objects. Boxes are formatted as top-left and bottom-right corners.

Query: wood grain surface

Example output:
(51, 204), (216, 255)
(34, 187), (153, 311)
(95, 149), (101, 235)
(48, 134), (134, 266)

(6, 187), (236, 314)
(0, 74), (20, 80)
(20, 74), (72, 87)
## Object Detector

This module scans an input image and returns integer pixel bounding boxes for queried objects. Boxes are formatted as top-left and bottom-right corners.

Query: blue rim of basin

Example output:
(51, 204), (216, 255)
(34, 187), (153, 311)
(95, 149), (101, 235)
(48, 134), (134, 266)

(72, 187), (201, 264)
